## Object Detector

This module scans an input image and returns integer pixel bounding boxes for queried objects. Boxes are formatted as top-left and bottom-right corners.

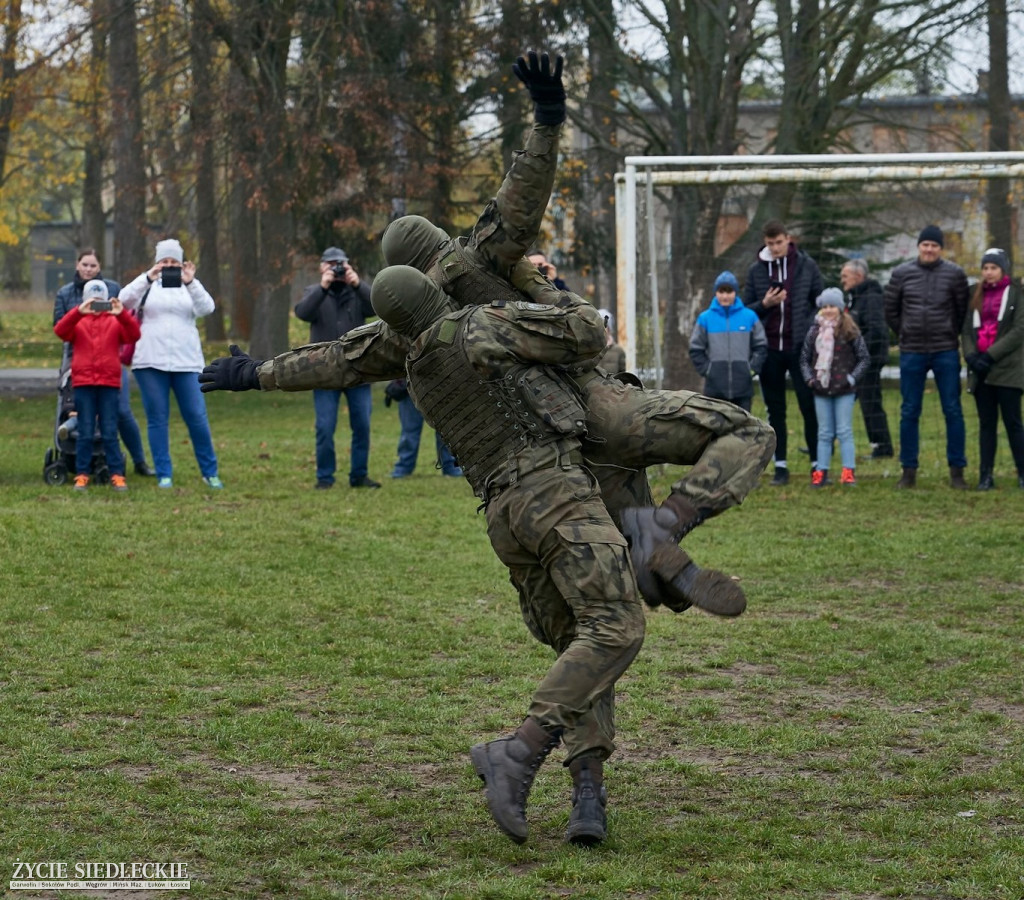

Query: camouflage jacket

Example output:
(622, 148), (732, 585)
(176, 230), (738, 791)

(257, 122), (561, 392)
(406, 296), (607, 499)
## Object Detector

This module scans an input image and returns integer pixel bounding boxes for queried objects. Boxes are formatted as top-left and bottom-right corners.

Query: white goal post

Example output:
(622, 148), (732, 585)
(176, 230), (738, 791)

(614, 151), (1024, 383)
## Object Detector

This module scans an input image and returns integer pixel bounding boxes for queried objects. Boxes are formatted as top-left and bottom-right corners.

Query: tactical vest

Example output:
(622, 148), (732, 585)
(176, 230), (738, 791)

(427, 238), (527, 308)
(406, 306), (587, 501)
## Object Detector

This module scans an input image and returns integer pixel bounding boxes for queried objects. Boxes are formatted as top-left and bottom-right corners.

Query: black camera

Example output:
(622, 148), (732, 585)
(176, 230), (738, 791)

(161, 266), (182, 288)
(331, 263), (348, 279)
(91, 299), (112, 312)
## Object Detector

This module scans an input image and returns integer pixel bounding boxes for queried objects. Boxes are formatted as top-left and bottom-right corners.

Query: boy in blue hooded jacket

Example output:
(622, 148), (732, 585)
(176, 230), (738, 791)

(689, 271), (767, 411)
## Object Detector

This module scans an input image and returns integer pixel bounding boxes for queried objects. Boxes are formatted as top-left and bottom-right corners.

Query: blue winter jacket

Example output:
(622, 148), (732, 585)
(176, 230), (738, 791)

(689, 297), (767, 401)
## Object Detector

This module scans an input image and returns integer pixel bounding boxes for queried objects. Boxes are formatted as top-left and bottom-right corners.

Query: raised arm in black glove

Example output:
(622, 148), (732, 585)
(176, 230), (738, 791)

(199, 344), (263, 392)
(512, 50), (565, 126)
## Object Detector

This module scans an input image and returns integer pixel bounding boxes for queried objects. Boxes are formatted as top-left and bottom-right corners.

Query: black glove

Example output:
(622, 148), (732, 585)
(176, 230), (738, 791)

(384, 379), (409, 408)
(199, 344), (262, 392)
(971, 351), (994, 376)
(512, 50), (565, 126)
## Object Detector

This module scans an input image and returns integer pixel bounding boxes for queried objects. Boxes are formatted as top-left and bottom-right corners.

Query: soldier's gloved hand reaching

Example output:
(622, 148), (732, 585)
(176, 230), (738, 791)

(512, 50), (565, 126)
(199, 344), (263, 392)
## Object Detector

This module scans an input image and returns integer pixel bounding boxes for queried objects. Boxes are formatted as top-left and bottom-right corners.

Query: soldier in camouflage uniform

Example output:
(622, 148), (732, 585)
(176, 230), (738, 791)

(202, 51), (773, 613)
(372, 263), (646, 846)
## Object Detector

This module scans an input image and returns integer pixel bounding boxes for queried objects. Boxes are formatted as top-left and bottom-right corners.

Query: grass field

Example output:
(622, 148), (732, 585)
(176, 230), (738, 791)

(2, 305), (1023, 899)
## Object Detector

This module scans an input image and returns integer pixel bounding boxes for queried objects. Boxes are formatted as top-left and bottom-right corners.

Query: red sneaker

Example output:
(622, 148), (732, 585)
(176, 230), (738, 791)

(841, 467), (857, 485)
(811, 469), (830, 488)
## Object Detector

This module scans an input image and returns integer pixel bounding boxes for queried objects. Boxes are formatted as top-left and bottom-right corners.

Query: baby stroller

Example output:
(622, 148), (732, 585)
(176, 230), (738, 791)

(42, 344), (110, 486)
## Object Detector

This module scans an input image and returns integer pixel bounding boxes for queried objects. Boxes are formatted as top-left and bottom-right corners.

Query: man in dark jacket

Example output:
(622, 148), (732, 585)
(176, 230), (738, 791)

(841, 259), (893, 458)
(294, 247), (378, 489)
(745, 220), (823, 485)
(883, 225), (970, 489)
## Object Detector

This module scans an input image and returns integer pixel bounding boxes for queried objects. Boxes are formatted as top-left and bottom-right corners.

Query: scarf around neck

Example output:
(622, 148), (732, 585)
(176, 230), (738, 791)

(814, 312), (838, 388)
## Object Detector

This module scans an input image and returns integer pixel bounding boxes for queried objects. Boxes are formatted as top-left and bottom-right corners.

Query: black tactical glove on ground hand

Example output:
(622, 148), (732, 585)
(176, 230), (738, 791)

(199, 345), (263, 392)
(512, 50), (565, 126)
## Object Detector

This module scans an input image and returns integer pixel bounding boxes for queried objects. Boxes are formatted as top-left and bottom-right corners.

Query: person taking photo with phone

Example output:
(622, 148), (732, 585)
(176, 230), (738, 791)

(54, 280), (141, 492)
(119, 238), (223, 490)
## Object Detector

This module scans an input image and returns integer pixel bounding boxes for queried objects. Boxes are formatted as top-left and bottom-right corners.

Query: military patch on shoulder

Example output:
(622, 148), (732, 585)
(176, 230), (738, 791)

(437, 319), (458, 344)
(513, 302), (550, 312)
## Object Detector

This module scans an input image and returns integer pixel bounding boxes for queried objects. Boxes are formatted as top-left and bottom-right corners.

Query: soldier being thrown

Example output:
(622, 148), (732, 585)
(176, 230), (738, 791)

(200, 50), (774, 616)
(372, 264), (646, 846)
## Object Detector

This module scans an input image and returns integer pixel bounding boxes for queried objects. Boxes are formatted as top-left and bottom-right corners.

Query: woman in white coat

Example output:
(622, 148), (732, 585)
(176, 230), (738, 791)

(120, 238), (222, 489)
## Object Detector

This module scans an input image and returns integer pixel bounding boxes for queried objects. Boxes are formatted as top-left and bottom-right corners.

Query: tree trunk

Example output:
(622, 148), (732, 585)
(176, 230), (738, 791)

(107, 0), (149, 282)
(987, 0), (1012, 260)
(81, 0), (109, 254)
(189, 8), (225, 340)
(0, 0), (23, 187)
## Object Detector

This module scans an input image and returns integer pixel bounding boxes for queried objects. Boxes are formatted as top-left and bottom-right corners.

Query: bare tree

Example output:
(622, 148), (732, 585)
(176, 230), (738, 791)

(107, 0), (149, 281)
(986, 0), (1012, 259)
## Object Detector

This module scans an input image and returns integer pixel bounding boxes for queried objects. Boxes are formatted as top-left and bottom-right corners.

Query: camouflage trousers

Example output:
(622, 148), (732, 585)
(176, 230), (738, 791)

(575, 372), (777, 527)
(486, 465), (646, 763)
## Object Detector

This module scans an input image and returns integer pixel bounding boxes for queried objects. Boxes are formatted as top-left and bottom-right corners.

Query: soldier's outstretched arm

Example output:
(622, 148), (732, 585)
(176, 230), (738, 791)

(200, 320), (409, 393)
(468, 51), (566, 273)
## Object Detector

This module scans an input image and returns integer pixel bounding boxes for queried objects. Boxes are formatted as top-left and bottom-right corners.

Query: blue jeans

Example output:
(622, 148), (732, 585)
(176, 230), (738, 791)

(133, 368), (219, 480)
(313, 385), (372, 485)
(392, 397), (460, 476)
(814, 392), (856, 472)
(118, 366), (147, 466)
(73, 385), (124, 476)
(898, 349), (966, 469)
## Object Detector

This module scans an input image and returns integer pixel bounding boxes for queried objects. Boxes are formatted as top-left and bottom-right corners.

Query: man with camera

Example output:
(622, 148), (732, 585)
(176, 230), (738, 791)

(744, 219), (824, 486)
(295, 247), (378, 489)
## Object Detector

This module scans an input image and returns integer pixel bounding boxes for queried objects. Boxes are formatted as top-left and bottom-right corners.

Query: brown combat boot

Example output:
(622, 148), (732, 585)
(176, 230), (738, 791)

(648, 544), (747, 616)
(895, 467), (917, 489)
(949, 466), (968, 490)
(470, 717), (561, 844)
(565, 757), (607, 846)
(620, 495), (705, 606)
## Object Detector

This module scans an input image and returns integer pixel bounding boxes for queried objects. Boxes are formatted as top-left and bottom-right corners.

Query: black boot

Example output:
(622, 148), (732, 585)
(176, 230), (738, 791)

(769, 465), (789, 486)
(470, 717), (561, 844)
(949, 466), (968, 490)
(977, 469), (995, 491)
(896, 467), (917, 489)
(565, 757), (607, 846)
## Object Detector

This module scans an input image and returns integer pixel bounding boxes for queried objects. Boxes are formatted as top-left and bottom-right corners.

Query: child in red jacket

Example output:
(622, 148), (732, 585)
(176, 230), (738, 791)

(54, 280), (141, 492)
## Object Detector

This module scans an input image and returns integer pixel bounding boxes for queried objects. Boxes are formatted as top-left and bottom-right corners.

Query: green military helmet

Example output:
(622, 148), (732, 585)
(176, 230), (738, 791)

(371, 265), (455, 338)
(381, 215), (451, 271)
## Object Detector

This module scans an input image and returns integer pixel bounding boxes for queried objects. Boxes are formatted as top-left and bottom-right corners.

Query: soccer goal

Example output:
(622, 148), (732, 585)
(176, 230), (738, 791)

(614, 151), (1024, 383)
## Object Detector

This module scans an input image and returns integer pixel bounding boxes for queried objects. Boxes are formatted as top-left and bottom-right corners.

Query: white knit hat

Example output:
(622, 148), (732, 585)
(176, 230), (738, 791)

(154, 238), (184, 264)
(82, 280), (109, 301)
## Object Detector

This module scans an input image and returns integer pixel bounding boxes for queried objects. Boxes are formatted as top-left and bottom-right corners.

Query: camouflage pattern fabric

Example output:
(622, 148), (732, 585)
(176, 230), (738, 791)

(573, 372), (777, 525)
(398, 291), (642, 764)
(257, 321), (408, 391)
(487, 466), (645, 762)
(257, 116), (774, 520)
